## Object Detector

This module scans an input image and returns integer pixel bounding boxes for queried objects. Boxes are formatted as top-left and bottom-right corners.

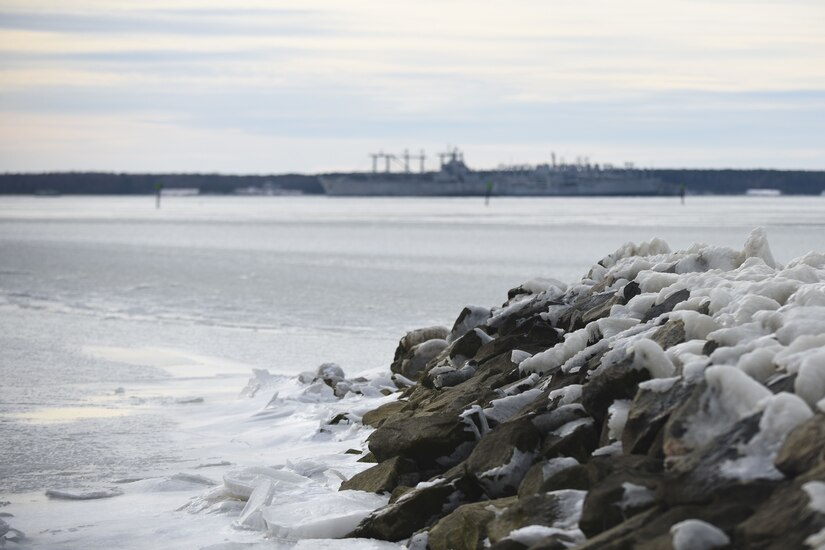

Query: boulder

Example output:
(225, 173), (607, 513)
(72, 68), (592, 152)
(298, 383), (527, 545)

(465, 416), (542, 498)
(428, 496), (516, 550)
(735, 463), (825, 549)
(391, 326), (450, 379)
(775, 414), (825, 477)
(649, 318), (687, 350)
(641, 288), (690, 323)
(350, 478), (469, 541)
(340, 456), (420, 494)
(367, 413), (476, 468)
(582, 360), (651, 424)
(362, 400), (408, 428)
(448, 306), (493, 343)
(622, 379), (695, 456)
(487, 490), (586, 544)
(578, 471), (659, 537)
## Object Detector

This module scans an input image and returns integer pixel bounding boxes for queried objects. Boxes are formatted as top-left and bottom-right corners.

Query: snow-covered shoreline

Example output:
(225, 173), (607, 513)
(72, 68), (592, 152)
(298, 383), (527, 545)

(5, 227), (825, 549)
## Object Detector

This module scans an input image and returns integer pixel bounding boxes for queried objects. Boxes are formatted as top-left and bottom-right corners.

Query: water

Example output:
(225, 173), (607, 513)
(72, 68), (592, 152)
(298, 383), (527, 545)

(0, 195), (823, 546)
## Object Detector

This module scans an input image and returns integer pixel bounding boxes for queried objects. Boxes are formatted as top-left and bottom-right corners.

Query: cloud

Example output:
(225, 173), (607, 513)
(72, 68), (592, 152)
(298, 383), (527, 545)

(0, 0), (823, 171)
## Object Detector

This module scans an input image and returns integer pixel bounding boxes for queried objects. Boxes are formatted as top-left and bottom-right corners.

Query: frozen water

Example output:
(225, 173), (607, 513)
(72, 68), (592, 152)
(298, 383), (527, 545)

(2, 195), (824, 548)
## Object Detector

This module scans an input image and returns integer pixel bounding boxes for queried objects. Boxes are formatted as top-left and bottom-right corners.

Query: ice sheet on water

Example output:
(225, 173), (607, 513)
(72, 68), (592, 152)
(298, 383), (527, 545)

(261, 490), (389, 540)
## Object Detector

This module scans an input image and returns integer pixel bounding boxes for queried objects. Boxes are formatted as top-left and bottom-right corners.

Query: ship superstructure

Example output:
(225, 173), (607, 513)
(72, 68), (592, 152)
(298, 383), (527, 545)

(320, 148), (676, 197)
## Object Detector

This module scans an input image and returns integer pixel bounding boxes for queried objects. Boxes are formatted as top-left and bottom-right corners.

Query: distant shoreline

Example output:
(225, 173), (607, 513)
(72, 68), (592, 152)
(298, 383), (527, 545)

(1, 168), (825, 196)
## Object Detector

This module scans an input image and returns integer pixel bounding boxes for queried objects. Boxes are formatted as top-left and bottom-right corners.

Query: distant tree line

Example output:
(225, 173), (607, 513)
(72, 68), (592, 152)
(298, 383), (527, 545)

(0, 169), (823, 195)
(650, 169), (825, 195)
(0, 172), (324, 195)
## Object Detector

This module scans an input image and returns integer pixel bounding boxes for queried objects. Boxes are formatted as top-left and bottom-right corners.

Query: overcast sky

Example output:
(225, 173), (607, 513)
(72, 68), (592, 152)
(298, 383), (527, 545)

(1, 0), (823, 173)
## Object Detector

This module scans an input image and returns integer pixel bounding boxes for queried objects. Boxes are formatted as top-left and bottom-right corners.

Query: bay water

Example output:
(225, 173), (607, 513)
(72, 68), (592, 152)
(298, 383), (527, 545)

(1, 195), (823, 547)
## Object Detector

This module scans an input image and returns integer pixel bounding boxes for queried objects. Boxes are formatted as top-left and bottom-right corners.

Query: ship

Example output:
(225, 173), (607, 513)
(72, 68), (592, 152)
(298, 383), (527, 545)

(320, 148), (677, 197)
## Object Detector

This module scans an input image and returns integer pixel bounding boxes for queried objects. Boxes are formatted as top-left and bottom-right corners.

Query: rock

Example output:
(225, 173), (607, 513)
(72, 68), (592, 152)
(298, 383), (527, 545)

(448, 306), (492, 343)
(397, 339), (450, 381)
(558, 291), (617, 331)
(582, 359), (651, 424)
(450, 328), (491, 363)
(487, 490), (586, 544)
(649, 318), (687, 350)
(391, 326), (450, 379)
(367, 413), (477, 468)
(539, 417), (600, 464)
(581, 292), (624, 325)
(578, 471), (659, 537)
(622, 379), (695, 456)
(362, 400), (408, 428)
(475, 315), (562, 364)
(315, 362), (350, 396)
(518, 458), (589, 498)
(465, 416), (542, 498)
(428, 496), (516, 550)
(735, 464), (825, 549)
(641, 288), (691, 323)
(350, 478), (466, 541)
(775, 414), (825, 477)
(340, 456), (420, 494)
(662, 414), (777, 506)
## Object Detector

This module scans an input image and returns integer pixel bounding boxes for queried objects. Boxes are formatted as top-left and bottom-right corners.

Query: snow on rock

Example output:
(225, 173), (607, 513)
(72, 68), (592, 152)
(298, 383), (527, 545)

(804, 481), (825, 514)
(720, 392), (813, 481)
(620, 482), (656, 510)
(670, 519), (730, 550)
(483, 388), (543, 424)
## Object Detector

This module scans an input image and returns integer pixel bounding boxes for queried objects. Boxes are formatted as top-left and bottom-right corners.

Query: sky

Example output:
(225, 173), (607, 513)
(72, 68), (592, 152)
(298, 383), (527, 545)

(0, 0), (824, 174)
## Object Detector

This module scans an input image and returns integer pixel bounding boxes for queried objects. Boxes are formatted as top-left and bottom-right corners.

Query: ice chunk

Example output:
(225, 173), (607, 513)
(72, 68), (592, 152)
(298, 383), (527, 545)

(236, 479), (276, 530)
(742, 227), (777, 269)
(263, 490), (389, 539)
(670, 519), (729, 550)
(222, 467), (308, 500)
(45, 488), (123, 500)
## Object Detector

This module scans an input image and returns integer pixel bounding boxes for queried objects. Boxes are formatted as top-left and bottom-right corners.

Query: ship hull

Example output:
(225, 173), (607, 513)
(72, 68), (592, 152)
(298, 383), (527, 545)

(320, 171), (676, 197)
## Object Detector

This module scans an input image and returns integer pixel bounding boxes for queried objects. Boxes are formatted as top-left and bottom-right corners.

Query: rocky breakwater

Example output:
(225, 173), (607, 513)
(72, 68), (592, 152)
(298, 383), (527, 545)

(341, 228), (825, 550)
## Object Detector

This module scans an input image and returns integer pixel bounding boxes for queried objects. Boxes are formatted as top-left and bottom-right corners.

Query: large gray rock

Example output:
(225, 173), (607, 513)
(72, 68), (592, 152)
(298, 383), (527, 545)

(582, 359), (651, 424)
(775, 414), (825, 477)
(641, 288), (691, 323)
(361, 399), (408, 428)
(339, 456), (419, 494)
(367, 413), (476, 468)
(487, 491), (586, 544)
(622, 378), (695, 456)
(391, 326), (450, 380)
(350, 478), (470, 542)
(448, 306), (492, 343)
(735, 463), (825, 549)
(428, 496), (516, 550)
(465, 416), (542, 498)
